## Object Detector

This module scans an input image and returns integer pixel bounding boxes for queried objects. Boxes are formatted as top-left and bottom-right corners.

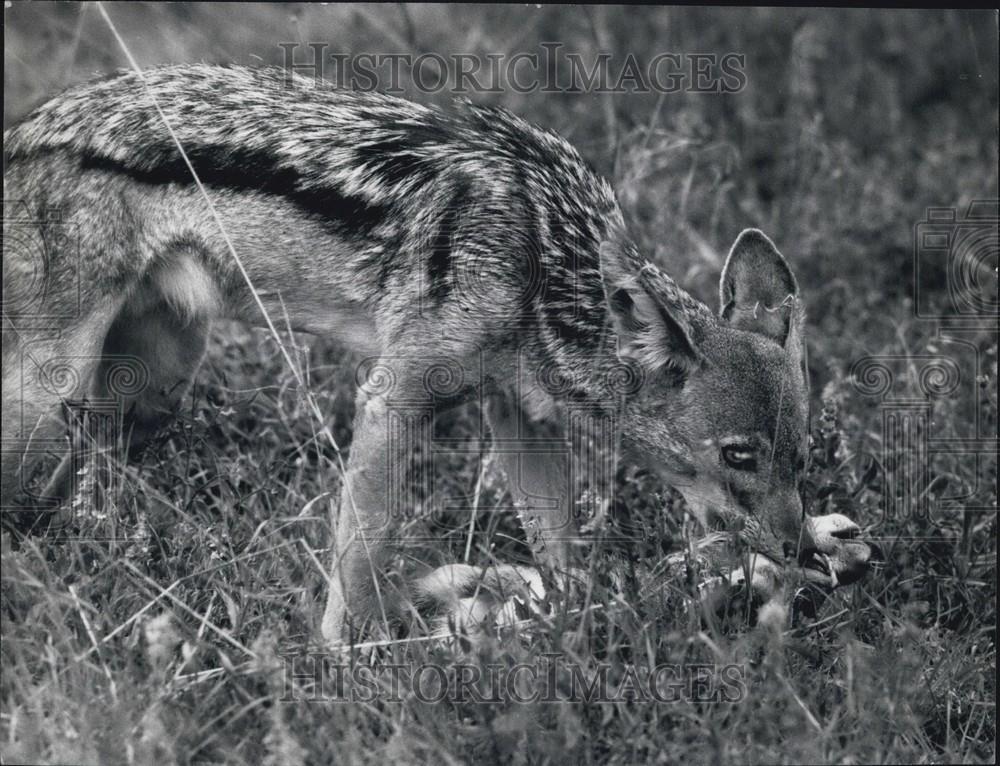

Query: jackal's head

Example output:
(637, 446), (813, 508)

(601, 229), (815, 566)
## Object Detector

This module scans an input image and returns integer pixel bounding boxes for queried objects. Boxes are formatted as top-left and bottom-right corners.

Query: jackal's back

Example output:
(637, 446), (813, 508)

(5, 64), (610, 214)
(5, 65), (719, 395)
(9, 67), (628, 323)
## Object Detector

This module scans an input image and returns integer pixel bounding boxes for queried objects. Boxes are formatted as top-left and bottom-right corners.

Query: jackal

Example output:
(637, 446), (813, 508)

(2, 64), (871, 644)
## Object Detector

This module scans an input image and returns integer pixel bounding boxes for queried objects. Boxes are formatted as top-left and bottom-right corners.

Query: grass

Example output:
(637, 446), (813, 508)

(2, 4), (997, 764)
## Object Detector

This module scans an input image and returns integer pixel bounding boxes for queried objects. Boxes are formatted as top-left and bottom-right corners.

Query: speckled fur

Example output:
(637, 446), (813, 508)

(2, 65), (869, 645)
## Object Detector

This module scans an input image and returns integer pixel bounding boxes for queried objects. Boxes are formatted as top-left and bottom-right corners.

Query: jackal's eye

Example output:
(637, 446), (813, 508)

(722, 445), (757, 471)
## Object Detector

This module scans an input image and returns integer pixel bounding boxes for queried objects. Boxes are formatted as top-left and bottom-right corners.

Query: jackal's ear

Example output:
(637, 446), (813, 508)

(599, 239), (699, 375)
(719, 229), (802, 348)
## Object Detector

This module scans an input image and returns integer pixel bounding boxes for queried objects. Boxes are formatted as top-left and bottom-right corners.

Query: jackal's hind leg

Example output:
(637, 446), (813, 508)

(1, 318), (112, 532)
(40, 305), (210, 521)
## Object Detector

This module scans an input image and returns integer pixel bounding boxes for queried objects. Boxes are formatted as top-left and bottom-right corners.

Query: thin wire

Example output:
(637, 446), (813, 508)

(93, 1), (389, 636)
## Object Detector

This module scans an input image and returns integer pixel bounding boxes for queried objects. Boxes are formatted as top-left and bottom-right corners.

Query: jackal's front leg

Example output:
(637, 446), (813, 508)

(485, 397), (579, 576)
(321, 370), (431, 646)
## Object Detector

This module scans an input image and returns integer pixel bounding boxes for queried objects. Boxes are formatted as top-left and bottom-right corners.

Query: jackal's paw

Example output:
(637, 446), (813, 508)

(320, 590), (376, 649)
(411, 564), (548, 644)
(320, 604), (347, 649)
